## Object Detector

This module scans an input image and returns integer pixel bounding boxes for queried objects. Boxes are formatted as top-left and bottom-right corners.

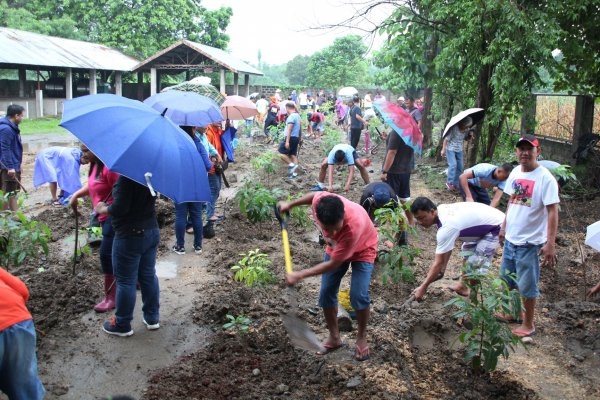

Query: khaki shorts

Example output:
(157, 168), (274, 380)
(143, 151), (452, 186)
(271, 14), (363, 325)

(0, 170), (21, 194)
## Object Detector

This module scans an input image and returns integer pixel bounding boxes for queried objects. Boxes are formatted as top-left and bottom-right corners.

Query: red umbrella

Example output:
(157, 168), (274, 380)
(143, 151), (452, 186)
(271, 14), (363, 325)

(221, 95), (258, 120)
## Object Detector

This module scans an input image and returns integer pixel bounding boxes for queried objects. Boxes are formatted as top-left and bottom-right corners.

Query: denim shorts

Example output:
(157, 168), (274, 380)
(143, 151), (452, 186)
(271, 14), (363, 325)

(319, 254), (373, 311)
(500, 240), (543, 298)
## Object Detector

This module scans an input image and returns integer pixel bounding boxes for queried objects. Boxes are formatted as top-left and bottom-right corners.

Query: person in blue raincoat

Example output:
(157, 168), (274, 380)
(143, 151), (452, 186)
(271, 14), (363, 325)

(33, 146), (89, 205)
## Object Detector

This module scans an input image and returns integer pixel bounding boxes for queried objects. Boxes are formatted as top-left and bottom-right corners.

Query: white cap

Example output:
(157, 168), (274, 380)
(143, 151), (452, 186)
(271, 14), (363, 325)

(398, 96), (405, 102)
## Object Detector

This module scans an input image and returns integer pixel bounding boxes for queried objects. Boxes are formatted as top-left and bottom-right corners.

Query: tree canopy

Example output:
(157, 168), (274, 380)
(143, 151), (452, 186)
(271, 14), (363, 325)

(305, 35), (369, 89)
(373, 0), (597, 161)
(0, 0), (232, 58)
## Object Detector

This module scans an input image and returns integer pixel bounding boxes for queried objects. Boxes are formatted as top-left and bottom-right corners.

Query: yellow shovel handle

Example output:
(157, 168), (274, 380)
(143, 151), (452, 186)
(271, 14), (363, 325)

(281, 228), (292, 273)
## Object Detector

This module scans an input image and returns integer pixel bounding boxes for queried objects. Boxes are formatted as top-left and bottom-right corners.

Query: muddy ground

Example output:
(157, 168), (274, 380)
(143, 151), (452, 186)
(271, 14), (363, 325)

(5, 130), (600, 400)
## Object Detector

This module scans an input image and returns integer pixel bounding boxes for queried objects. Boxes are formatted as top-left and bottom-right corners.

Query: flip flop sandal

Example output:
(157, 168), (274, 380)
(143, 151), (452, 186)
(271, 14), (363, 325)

(354, 344), (370, 362)
(315, 342), (346, 356)
(512, 329), (535, 338)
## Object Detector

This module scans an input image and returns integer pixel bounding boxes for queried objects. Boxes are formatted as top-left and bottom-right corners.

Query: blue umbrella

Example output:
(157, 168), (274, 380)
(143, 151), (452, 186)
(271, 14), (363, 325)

(143, 90), (223, 127)
(60, 94), (211, 203)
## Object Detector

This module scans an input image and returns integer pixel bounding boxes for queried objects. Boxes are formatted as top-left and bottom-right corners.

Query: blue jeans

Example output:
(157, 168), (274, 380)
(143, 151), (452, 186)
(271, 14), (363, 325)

(175, 202), (203, 248)
(206, 173), (222, 220)
(500, 240), (543, 299)
(319, 254), (373, 311)
(112, 228), (160, 328)
(100, 217), (115, 274)
(0, 319), (45, 399)
(446, 150), (464, 186)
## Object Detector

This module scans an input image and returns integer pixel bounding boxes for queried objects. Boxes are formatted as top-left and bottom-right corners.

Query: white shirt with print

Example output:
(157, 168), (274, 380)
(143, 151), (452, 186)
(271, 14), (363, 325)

(503, 165), (559, 245)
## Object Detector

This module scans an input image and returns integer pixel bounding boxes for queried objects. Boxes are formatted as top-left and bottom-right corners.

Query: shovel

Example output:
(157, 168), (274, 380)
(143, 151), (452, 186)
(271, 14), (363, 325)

(274, 205), (325, 353)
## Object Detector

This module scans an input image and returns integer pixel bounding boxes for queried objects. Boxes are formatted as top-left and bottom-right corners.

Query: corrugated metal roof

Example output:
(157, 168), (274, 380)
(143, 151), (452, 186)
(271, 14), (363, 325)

(0, 27), (139, 71)
(134, 40), (263, 76)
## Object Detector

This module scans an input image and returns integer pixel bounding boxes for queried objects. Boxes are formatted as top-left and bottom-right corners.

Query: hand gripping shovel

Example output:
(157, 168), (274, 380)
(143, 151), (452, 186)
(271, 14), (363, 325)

(274, 205), (325, 353)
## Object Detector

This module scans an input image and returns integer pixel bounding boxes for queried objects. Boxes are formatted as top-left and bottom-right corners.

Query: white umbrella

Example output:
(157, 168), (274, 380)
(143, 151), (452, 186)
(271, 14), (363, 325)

(585, 221), (600, 251)
(442, 108), (485, 138)
(337, 87), (358, 98)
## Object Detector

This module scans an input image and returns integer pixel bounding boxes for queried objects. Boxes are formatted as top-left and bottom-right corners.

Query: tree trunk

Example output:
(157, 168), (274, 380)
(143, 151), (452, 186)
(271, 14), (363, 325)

(435, 98), (455, 162)
(421, 87), (433, 149)
(468, 64), (494, 166)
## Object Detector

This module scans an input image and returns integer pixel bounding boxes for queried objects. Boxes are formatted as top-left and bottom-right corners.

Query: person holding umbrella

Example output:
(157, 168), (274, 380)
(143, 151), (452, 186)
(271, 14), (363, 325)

(95, 174), (161, 337)
(441, 117), (473, 191)
(172, 126), (212, 255)
(70, 146), (119, 313)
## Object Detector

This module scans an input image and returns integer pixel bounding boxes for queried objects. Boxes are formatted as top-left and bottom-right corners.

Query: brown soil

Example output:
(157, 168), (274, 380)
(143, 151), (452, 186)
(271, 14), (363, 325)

(8, 131), (600, 400)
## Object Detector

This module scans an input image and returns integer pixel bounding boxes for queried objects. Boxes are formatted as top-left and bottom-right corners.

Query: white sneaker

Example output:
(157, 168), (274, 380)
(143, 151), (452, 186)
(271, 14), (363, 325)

(143, 318), (160, 330)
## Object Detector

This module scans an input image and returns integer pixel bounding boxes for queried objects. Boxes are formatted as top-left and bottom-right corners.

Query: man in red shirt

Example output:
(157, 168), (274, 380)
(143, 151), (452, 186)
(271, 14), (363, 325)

(278, 192), (378, 361)
(0, 268), (45, 399)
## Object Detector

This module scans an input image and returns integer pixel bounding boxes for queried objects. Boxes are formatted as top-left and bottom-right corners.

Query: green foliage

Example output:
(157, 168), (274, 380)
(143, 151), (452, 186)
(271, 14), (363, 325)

(285, 55), (310, 85)
(0, 0), (232, 59)
(549, 164), (577, 186)
(250, 150), (279, 187)
(417, 165), (446, 190)
(231, 249), (275, 287)
(235, 181), (285, 223)
(305, 35), (369, 88)
(0, 193), (51, 270)
(374, 204), (420, 285)
(321, 126), (344, 156)
(445, 264), (523, 373)
(222, 314), (252, 335)
(286, 194), (311, 228)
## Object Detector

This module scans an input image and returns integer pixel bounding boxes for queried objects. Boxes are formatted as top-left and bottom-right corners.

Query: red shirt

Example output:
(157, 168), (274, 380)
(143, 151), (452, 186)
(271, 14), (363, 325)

(0, 268), (32, 332)
(311, 193), (378, 263)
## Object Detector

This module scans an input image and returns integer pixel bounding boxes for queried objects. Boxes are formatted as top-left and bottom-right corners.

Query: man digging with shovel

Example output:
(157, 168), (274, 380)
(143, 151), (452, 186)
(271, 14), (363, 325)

(277, 192), (378, 361)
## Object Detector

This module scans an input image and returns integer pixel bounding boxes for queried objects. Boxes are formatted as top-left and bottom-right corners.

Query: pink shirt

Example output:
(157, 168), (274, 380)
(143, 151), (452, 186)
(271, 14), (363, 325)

(88, 164), (119, 222)
(311, 193), (378, 263)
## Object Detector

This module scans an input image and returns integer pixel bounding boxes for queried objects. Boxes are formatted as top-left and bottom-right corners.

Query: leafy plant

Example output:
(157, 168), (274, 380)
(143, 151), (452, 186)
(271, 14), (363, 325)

(0, 193), (51, 270)
(235, 181), (285, 223)
(251, 150), (279, 187)
(444, 260), (524, 373)
(222, 314), (252, 335)
(286, 194), (311, 228)
(374, 203), (420, 285)
(321, 126), (343, 156)
(231, 248), (275, 287)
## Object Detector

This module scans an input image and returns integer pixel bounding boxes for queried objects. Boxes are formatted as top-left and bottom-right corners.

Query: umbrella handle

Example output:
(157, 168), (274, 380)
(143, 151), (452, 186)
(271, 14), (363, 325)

(144, 173), (157, 197)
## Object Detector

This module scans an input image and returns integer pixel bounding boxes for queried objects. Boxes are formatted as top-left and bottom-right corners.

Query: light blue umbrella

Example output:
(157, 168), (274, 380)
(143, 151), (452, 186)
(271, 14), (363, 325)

(60, 94), (210, 203)
(144, 90), (223, 127)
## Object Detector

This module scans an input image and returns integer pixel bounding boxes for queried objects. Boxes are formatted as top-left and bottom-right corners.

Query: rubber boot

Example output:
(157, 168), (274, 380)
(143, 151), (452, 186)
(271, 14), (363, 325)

(94, 274), (116, 313)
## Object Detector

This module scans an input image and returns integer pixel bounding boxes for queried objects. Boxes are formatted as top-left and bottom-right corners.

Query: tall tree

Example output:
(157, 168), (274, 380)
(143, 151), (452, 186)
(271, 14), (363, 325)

(285, 55), (310, 86)
(0, 0), (232, 59)
(305, 35), (368, 89)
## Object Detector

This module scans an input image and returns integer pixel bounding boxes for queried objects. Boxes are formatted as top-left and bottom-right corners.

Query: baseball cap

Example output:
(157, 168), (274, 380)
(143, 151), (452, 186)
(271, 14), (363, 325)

(373, 186), (391, 207)
(516, 133), (539, 147)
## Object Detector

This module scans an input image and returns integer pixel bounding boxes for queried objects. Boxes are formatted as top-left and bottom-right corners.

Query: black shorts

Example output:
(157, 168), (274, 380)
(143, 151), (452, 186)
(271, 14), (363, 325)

(387, 172), (411, 200)
(0, 170), (21, 194)
(278, 136), (300, 156)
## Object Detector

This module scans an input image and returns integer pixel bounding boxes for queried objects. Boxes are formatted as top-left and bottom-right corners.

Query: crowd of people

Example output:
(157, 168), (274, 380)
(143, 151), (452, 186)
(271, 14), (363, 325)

(0, 92), (597, 398)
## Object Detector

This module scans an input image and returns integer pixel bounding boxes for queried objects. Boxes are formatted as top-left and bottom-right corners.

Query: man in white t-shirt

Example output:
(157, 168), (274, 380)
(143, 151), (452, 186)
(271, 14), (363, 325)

(409, 197), (505, 300)
(255, 95), (269, 126)
(499, 134), (559, 338)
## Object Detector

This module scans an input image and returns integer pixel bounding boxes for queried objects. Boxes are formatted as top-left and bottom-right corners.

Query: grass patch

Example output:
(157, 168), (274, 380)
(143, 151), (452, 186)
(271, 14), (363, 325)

(418, 164), (446, 190)
(20, 117), (69, 135)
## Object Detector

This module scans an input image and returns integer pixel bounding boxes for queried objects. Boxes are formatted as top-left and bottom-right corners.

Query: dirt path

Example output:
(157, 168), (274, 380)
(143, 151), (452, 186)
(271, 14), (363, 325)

(14, 132), (600, 399)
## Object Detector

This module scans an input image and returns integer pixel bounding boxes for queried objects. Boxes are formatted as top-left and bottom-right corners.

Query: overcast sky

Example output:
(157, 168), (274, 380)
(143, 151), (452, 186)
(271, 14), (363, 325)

(200, 0), (394, 65)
